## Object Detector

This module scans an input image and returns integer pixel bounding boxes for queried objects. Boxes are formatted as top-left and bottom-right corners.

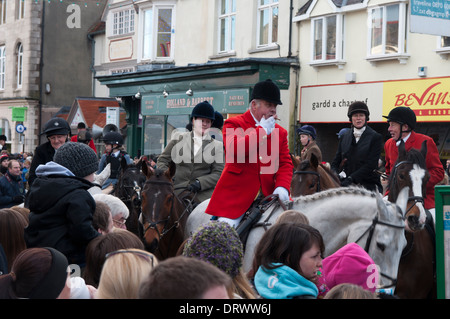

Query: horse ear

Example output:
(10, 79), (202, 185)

(376, 192), (390, 221)
(290, 153), (300, 170)
(310, 153), (319, 169)
(420, 140), (427, 158)
(397, 140), (407, 161)
(166, 160), (176, 180)
(120, 156), (128, 171)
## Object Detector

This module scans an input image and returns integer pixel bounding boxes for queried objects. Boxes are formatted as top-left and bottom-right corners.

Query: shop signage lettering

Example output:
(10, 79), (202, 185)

(393, 82), (450, 107)
(383, 77), (450, 121)
(311, 98), (368, 110)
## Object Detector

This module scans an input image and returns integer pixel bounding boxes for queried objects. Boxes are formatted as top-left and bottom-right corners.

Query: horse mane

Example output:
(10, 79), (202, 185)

(291, 186), (376, 203)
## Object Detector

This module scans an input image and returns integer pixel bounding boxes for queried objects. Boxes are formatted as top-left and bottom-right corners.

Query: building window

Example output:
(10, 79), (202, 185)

(113, 9), (135, 36)
(218, 0), (236, 53)
(16, 0), (24, 19)
(0, 46), (5, 90)
(257, 0), (278, 47)
(311, 14), (344, 62)
(140, 5), (174, 61)
(17, 43), (23, 89)
(0, 0), (6, 24)
(368, 3), (407, 56)
(439, 36), (450, 49)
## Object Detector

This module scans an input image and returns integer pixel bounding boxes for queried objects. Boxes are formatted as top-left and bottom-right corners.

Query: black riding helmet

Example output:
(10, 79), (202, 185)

(383, 107), (416, 130)
(347, 101), (370, 121)
(251, 79), (282, 105)
(191, 101), (215, 120)
(103, 131), (124, 146)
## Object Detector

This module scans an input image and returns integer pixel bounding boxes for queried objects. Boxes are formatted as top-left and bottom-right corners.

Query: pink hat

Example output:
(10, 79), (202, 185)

(322, 243), (379, 292)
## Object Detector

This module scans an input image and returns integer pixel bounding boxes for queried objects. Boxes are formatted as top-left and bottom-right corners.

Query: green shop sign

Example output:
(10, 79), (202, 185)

(141, 89), (249, 116)
(11, 107), (28, 121)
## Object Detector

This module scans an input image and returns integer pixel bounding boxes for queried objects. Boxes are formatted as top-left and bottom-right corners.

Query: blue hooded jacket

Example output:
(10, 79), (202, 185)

(255, 263), (318, 299)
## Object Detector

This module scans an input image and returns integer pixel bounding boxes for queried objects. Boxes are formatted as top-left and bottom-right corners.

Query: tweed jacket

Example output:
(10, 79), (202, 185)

(157, 131), (224, 203)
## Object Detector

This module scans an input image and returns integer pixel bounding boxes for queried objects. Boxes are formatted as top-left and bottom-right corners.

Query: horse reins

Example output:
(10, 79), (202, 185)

(293, 170), (321, 192)
(354, 206), (406, 289)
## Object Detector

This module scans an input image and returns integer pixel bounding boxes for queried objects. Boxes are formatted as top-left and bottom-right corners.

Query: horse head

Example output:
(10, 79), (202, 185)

(363, 187), (408, 289)
(140, 161), (185, 259)
(113, 158), (147, 236)
(290, 153), (340, 196)
(388, 140), (429, 231)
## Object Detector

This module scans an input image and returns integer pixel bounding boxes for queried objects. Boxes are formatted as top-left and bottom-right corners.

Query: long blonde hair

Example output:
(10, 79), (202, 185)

(96, 249), (158, 299)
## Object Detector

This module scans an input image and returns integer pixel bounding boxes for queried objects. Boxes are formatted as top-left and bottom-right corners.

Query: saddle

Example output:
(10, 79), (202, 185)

(235, 194), (291, 248)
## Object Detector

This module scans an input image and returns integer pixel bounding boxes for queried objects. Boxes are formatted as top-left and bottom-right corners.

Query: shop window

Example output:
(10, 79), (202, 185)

(257, 0), (278, 48)
(367, 3), (409, 63)
(218, 0), (236, 53)
(310, 14), (344, 68)
(139, 5), (175, 61)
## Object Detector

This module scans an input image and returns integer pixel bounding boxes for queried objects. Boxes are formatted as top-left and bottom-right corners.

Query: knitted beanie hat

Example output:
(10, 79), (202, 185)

(182, 221), (243, 278)
(54, 142), (99, 178)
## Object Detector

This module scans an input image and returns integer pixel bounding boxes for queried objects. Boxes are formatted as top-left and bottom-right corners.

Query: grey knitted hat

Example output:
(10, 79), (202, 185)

(54, 142), (99, 178)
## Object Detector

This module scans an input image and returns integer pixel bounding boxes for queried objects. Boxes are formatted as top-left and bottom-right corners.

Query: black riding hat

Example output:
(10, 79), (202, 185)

(347, 101), (370, 121)
(383, 107), (416, 130)
(43, 117), (71, 137)
(103, 131), (124, 146)
(251, 79), (282, 105)
(191, 101), (215, 120)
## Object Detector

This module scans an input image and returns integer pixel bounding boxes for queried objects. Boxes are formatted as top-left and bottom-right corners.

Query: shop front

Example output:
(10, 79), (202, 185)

(97, 58), (295, 158)
(298, 76), (450, 165)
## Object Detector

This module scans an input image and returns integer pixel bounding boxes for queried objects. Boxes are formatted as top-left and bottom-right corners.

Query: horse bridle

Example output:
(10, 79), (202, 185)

(354, 206), (406, 289)
(391, 160), (425, 215)
(293, 170), (321, 192)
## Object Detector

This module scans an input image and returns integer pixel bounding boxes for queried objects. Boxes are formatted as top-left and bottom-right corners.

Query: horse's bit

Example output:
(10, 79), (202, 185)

(293, 170), (321, 192)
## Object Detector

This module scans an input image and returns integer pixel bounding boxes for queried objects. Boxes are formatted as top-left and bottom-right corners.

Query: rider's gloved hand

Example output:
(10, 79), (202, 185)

(188, 180), (201, 193)
(273, 187), (289, 201)
(259, 116), (276, 135)
(341, 176), (353, 187)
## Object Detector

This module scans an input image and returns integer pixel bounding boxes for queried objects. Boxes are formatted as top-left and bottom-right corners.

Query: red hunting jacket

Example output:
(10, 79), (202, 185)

(205, 110), (293, 219)
(385, 131), (444, 209)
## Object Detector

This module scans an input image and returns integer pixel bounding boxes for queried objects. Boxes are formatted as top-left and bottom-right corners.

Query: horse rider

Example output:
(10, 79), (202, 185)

(383, 106), (444, 211)
(28, 117), (71, 187)
(205, 79), (293, 229)
(157, 101), (225, 204)
(97, 131), (132, 190)
(297, 124), (322, 163)
(331, 101), (383, 193)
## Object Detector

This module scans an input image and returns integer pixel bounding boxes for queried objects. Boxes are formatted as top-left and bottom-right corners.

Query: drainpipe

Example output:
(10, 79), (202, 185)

(38, 0), (45, 144)
(288, 0), (293, 57)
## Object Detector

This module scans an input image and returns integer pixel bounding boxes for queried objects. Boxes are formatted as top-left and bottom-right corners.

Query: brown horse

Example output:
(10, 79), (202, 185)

(290, 153), (341, 196)
(387, 140), (436, 299)
(140, 161), (194, 260)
